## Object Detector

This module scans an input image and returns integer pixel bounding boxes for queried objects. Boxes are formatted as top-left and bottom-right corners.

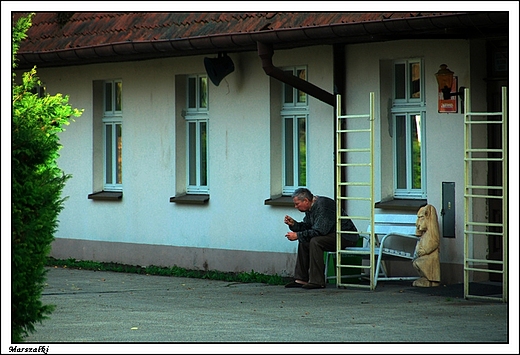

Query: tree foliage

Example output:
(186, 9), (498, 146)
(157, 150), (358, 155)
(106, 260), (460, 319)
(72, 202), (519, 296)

(11, 13), (83, 342)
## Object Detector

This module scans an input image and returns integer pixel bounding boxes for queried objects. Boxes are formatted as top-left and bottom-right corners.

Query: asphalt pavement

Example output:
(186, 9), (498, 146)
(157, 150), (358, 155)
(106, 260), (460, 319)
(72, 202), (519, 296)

(8, 266), (516, 354)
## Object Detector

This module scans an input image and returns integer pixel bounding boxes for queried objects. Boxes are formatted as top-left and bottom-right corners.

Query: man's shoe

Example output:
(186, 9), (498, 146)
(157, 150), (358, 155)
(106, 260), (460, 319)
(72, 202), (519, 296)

(302, 283), (325, 289)
(285, 281), (304, 288)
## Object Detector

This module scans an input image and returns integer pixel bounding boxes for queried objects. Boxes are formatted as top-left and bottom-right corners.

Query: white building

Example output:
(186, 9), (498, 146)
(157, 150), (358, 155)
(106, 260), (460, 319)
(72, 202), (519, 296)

(13, 12), (510, 285)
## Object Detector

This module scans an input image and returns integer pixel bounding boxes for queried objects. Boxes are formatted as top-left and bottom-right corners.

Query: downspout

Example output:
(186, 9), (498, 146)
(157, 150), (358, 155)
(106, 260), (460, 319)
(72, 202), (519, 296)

(257, 41), (336, 107)
(332, 43), (346, 212)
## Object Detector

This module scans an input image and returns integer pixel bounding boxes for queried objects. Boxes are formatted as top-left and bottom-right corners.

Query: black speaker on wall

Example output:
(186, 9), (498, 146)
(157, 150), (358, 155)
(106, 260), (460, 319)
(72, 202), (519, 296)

(204, 53), (235, 86)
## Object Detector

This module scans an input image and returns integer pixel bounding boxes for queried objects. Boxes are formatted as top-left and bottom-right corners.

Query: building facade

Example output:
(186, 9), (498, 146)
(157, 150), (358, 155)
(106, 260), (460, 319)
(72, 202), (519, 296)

(13, 12), (510, 284)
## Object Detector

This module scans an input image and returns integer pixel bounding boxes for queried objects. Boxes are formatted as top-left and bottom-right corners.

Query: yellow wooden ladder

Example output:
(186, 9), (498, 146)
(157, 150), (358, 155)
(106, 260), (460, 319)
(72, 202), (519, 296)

(463, 86), (508, 302)
(335, 93), (376, 290)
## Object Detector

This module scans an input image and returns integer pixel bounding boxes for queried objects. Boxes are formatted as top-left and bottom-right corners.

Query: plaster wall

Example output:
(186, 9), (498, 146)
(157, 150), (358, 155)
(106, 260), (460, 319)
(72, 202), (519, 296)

(35, 46), (334, 273)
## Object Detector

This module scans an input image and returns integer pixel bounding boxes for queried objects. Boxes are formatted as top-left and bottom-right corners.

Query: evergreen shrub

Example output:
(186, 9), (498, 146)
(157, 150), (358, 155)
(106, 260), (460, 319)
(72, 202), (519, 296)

(11, 13), (83, 342)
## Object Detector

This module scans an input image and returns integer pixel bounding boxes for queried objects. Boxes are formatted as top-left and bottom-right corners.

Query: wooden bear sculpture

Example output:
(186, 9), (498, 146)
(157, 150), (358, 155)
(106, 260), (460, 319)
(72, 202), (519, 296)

(412, 204), (441, 287)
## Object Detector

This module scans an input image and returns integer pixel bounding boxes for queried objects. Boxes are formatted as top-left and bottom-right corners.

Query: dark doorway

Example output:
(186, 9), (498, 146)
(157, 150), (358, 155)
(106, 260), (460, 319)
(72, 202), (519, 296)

(486, 39), (508, 282)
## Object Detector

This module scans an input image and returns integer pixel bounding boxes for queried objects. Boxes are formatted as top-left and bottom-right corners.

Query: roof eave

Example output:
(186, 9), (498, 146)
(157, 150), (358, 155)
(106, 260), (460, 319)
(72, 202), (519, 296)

(15, 12), (509, 70)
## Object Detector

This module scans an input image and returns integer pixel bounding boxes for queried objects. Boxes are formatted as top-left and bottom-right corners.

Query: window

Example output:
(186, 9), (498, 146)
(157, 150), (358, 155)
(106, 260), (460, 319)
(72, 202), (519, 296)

(30, 82), (45, 98)
(282, 67), (308, 194)
(393, 112), (424, 197)
(103, 80), (122, 191)
(393, 59), (422, 104)
(185, 75), (209, 193)
(391, 59), (425, 198)
(283, 67), (307, 107)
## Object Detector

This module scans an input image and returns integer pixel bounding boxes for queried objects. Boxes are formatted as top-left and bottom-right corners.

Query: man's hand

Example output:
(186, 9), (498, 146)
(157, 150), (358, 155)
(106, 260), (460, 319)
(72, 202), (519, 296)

(284, 215), (295, 226)
(285, 231), (298, 241)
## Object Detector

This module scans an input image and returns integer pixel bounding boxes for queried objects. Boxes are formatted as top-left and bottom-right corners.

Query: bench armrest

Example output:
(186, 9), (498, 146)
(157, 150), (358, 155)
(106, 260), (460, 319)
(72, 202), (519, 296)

(378, 232), (419, 258)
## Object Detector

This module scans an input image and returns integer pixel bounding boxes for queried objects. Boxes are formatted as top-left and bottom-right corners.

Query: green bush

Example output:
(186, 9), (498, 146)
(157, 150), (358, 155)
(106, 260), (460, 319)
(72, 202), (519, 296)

(11, 13), (82, 342)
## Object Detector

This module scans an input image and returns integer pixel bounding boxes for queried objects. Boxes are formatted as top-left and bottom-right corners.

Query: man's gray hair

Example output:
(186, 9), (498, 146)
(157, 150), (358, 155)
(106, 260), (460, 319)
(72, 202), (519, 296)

(292, 188), (313, 201)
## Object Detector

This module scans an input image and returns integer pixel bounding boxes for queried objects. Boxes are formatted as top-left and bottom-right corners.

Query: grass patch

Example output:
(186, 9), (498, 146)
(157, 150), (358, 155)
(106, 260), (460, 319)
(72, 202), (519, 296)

(46, 257), (289, 286)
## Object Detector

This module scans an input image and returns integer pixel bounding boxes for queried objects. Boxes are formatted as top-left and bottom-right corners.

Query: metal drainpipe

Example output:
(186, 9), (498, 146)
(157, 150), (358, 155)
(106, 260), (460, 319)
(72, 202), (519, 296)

(257, 41), (336, 107)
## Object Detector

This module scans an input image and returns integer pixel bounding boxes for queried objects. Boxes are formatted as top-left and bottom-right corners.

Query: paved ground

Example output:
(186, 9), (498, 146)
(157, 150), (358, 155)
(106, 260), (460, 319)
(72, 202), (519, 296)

(10, 267), (517, 354)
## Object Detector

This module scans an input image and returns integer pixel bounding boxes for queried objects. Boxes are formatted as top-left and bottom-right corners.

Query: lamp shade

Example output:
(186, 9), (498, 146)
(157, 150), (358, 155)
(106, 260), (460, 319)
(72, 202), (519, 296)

(435, 64), (454, 90)
(204, 54), (235, 86)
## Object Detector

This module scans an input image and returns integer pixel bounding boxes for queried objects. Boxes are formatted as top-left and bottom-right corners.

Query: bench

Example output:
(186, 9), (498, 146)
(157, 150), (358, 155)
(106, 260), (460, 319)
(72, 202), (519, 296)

(326, 213), (420, 287)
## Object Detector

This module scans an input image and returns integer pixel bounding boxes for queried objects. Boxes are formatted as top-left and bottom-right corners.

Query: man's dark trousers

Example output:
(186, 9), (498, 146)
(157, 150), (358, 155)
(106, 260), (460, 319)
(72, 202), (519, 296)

(294, 232), (357, 286)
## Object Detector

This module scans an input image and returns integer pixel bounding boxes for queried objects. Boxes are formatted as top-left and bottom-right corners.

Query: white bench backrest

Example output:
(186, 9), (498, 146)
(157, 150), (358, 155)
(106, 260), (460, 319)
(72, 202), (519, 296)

(368, 213), (417, 236)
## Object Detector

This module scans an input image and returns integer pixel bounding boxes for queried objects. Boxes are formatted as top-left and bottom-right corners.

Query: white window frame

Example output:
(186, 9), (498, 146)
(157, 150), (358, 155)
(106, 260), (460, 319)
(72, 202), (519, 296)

(103, 79), (122, 191)
(281, 66), (308, 195)
(392, 110), (426, 198)
(186, 74), (208, 114)
(392, 58), (424, 107)
(282, 113), (308, 195)
(185, 75), (209, 194)
(282, 66), (308, 109)
(391, 59), (426, 198)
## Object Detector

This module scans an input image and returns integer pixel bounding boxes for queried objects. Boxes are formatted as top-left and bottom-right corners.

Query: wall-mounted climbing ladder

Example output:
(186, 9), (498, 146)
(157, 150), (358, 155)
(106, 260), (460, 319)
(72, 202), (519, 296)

(335, 93), (376, 290)
(463, 86), (508, 302)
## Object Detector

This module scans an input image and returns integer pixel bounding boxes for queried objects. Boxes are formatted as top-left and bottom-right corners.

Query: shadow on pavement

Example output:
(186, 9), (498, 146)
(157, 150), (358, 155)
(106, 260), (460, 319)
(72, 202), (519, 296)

(405, 281), (504, 299)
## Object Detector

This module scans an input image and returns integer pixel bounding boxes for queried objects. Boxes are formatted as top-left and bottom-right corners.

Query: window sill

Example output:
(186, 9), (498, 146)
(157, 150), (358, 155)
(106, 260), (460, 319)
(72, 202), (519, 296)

(170, 194), (210, 205)
(88, 191), (123, 201)
(375, 198), (427, 211)
(264, 195), (293, 207)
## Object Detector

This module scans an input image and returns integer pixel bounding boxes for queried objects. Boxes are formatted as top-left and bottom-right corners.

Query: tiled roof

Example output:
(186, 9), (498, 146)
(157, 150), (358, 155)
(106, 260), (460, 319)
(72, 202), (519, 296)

(20, 12), (237, 50)
(12, 12), (508, 69)
(12, 12), (438, 51)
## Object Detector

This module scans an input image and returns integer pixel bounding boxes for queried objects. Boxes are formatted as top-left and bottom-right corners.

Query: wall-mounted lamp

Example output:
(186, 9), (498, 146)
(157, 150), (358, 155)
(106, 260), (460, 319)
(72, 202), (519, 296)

(435, 64), (466, 112)
(204, 52), (235, 86)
